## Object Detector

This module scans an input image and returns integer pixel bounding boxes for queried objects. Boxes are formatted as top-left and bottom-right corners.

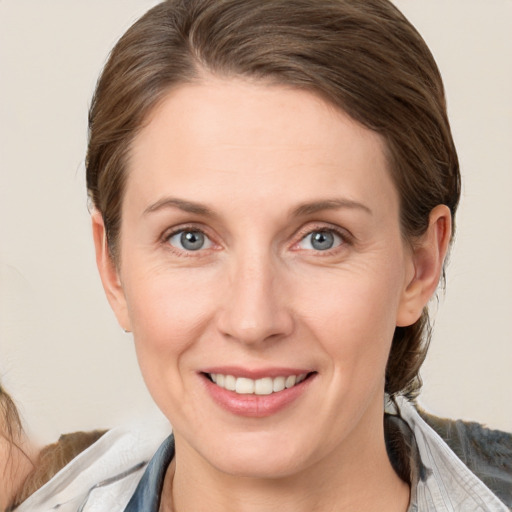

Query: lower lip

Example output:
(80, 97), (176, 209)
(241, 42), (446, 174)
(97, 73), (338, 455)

(202, 374), (315, 418)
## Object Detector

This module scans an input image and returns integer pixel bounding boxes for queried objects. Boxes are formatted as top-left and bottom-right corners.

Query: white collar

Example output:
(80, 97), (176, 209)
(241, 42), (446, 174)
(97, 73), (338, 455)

(14, 420), (170, 512)
(396, 397), (508, 511)
(15, 400), (507, 512)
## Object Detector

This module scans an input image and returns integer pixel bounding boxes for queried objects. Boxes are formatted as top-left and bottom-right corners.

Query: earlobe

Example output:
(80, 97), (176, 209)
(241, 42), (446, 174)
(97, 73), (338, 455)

(396, 205), (452, 327)
(91, 211), (132, 332)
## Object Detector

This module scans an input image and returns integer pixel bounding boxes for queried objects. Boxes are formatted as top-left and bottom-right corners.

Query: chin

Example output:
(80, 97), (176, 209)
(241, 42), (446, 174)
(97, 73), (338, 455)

(199, 431), (314, 479)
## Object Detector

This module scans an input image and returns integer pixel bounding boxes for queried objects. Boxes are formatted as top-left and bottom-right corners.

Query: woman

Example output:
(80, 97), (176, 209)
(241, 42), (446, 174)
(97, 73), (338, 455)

(10, 0), (512, 510)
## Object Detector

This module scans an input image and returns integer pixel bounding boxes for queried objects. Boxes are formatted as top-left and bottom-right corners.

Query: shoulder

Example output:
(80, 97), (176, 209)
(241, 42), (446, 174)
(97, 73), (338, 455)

(12, 429), (107, 506)
(418, 407), (512, 509)
(13, 421), (170, 512)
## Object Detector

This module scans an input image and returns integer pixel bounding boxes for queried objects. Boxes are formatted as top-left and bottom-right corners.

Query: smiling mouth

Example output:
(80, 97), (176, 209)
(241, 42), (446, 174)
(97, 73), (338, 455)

(205, 372), (314, 396)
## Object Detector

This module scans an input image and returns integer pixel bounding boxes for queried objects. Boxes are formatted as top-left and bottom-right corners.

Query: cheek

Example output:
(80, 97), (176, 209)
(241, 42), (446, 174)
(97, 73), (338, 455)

(122, 267), (218, 372)
(295, 264), (403, 371)
(122, 268), (221, 421)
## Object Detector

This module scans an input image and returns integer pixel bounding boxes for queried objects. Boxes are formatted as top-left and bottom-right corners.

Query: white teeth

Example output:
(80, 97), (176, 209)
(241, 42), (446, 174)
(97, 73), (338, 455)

(272, 376), (286, 393)
(235, 377), (255, 394)
(285, 375), (296, 388)
(208, 373), (309, 395)
(254, 377), (273, 395)
(225, 374), (236, 391)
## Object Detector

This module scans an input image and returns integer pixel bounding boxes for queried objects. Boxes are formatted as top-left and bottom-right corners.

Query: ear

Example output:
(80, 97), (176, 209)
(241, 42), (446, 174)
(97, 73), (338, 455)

(396, 205), (452, 327)
(91, 211), (132, 332)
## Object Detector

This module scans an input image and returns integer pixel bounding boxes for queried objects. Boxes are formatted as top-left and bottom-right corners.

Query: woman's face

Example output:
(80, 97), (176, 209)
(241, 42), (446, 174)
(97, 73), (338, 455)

(101, 78), (426, 478)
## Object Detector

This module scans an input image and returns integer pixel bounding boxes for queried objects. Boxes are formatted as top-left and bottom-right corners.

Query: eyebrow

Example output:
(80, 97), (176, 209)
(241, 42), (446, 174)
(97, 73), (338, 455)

(143, 197), (372, 218)
(292, 198), (372, 217)
(143, 197), (214, 217)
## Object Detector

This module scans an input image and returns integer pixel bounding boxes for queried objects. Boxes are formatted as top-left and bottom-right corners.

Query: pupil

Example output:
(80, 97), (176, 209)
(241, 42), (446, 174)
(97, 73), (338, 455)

(311, 231), (334, 250)
(181, 231), (204, 251)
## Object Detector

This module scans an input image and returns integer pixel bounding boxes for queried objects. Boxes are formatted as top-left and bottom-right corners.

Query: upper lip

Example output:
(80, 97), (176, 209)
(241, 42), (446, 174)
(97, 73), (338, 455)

(200, 366), (315, 379)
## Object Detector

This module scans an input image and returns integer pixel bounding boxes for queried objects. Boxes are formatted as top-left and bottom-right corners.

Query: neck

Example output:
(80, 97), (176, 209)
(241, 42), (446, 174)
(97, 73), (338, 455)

(164, 404), (409, 512)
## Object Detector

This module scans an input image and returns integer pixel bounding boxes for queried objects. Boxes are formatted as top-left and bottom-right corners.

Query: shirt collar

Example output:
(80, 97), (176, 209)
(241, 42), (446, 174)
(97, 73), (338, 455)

(123, 400), (508, 512)
(123, 435), (175, 512)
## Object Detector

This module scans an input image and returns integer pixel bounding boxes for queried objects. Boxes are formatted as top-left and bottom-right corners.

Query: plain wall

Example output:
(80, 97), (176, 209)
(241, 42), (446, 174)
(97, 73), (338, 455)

(0, 0), (511, 445)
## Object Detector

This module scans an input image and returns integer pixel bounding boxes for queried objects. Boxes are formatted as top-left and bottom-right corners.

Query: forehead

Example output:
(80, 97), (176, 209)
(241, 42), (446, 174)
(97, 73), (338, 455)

(126, 78), (398, 219)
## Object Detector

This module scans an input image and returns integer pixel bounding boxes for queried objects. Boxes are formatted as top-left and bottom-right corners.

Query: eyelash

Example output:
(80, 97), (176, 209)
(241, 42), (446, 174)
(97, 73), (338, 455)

(292, 224), (352, 255)
(160, 223), (352, 256)
(161, 225), (216, 256)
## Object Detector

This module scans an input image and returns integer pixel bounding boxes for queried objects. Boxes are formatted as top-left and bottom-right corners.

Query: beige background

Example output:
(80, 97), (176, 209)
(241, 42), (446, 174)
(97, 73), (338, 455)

(0, 1), (511, 445)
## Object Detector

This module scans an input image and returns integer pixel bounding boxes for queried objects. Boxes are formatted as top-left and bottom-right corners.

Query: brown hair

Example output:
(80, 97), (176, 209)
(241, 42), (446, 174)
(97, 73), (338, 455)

(8, 430), (106, 509)
(0, 383), (33, 510)
(1, 384), (106, 509)
(86, 0), (460, 398)
(0, 384), (23, 450)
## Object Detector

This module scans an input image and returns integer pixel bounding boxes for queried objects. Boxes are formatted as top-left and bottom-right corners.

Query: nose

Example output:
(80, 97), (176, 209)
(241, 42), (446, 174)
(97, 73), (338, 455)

(216, 251), (294, 346)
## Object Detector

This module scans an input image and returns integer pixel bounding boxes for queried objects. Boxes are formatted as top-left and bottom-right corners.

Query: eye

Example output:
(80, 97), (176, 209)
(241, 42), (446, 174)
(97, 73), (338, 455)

(297, 229), (343, 251)
(167, 229), (213, 251)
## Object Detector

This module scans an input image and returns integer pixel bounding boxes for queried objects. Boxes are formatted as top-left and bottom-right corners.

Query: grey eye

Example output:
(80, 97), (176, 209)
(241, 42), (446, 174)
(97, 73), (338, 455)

(298, 230), (342, 251)
(168, 230), (212, 251)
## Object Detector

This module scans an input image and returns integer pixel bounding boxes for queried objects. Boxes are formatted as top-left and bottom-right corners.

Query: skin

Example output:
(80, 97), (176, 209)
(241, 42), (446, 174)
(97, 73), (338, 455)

(93, 78), (451, 512)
